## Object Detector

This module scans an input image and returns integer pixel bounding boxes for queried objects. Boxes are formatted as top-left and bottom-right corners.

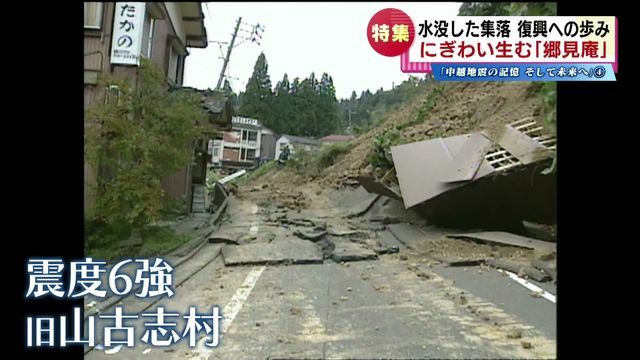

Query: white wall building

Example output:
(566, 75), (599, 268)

(212, 116), (266, 169)
(275, 135), (322, 160)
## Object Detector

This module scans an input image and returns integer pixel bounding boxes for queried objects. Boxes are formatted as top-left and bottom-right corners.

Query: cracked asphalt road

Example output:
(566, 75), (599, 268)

(85, 183), (556, 359)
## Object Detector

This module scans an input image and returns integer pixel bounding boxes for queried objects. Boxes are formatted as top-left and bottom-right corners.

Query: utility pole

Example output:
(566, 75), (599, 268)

(215, 17), (242, 90)
(347, 105), (356, 134)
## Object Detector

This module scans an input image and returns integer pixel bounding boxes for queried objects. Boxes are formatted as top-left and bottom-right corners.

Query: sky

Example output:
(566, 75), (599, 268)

(183, 2), (462, 99)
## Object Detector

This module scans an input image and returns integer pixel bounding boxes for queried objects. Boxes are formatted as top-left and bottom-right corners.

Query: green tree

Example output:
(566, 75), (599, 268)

(239, 54), (340, 137)
(240, 52), (273, 125)
(222, 79), (233, 94)
(222, 79), (240, 110)
(317, 73), (339, 136)
(85, 59), (206, 230)
(458, 2), (510, 16)
(295, 75), (317, 136)
(458, 2), (556, 16)
(272, 73), (291, 133)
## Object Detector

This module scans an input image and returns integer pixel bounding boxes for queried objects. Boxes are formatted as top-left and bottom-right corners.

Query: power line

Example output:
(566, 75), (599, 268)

(214, 17), (265, 90)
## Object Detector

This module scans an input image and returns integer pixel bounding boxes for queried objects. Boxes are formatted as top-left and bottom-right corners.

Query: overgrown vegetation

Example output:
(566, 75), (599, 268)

(317, 142), (354, 168)
(395, 85), (446, 131)
(85, 59), (206, 257)
(286, 142), (355, 177)
(205, 167), (220, 194)
(337, 75), (431, 133)
(360, 84), (445, 171)
(86, 59), (206, 229)
(539, 82), (557, 134)
(538, 81), (557, 174)
(286, 149), (321, 177)
(369, 129), (404, 170)
(85, 222), (191, 261)
(242, 160), (277, 183)
(458, 2), (557, 16)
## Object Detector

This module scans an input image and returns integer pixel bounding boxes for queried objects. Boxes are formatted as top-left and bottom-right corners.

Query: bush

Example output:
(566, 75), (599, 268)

(283, 141), (355, 178)
(369, 129), (403, 169)
(85, 59), (207, 229)
(85, 222), (191, 261)
(286, 149), (320, 177)
(317, 142), (354, 168)
(242, 160), (277, 182)
(539, 82), (556, 134)
(415, 85), (444, 123)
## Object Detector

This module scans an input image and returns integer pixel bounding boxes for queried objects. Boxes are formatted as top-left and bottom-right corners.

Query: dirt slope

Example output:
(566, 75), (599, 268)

(245, 81), (549, 190)
(319, 81), (547, 187)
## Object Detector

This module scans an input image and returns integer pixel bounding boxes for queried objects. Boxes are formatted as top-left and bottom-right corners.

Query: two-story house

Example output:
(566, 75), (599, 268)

(211, 116), (278, 171)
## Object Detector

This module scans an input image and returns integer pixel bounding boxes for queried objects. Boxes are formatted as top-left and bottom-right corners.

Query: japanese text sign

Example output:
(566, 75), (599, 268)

(110, 2), (146, 66)
(367, 9), (618, 81)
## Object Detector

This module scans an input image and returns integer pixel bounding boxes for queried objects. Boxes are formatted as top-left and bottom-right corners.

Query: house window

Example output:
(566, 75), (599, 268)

(213, 147), (219, 157)
(84, 2), (103, 29)
(175, 54), (183, 84)
(105, 85), (121, 105)
(167, 46), (180, 84)
(248, 131), (258, 142)
(141, 13), (155, 58)
(242, 130), (258, 142)
(241, 149), (256, 161)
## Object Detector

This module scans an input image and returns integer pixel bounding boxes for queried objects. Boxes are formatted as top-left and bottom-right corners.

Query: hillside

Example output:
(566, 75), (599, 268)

(246, 80), (554, 191)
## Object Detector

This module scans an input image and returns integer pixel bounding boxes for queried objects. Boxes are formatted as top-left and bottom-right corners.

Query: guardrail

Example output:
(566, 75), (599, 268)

(218, 169), (247, 184)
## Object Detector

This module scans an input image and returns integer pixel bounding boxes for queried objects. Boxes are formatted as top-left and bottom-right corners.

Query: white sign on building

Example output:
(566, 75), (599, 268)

(110, 2), (146, 65)
(232, 116), (259, 127)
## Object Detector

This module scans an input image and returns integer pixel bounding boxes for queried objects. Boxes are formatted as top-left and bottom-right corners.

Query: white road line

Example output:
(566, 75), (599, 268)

(498, 269), (556, 303)
(221, 266), (266, 333)
(192, 265), (266, 359)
